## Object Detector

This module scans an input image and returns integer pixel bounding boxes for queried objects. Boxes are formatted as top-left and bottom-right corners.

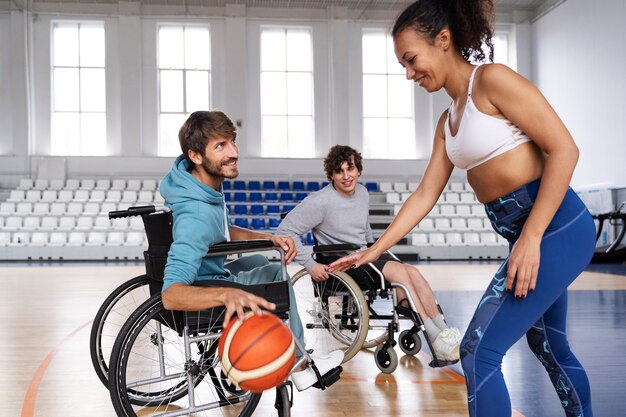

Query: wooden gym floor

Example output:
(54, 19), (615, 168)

(1, 261), (625, 417)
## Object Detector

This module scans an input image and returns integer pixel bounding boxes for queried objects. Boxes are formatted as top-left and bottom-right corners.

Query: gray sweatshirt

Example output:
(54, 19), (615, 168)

(276, 183), (373, 270)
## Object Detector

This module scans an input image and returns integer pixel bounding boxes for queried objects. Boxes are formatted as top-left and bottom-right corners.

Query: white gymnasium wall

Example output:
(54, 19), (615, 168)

(0, 12), (12, 155)
(3, 1), (617, 188)
(532, 0), (626, 188)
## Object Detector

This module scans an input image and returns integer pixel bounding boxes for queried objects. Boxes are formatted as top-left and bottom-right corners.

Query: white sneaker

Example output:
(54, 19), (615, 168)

(446, 327), (462, 342)
(291, 350), (344, 391)
(432, 328), (461, 361)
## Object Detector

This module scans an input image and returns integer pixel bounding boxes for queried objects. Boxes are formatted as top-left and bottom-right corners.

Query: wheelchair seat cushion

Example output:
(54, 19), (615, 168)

(315, 253), (388, 291)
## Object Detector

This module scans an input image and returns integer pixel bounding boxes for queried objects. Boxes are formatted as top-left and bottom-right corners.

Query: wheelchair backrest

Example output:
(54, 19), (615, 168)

(141, 211), (173, 294)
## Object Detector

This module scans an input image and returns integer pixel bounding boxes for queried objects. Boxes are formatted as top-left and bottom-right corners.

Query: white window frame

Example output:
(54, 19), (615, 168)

(141, 18), (225, 158)
(361, 28), (417, 160)
(156, 23), (213, 157)
(50, 20), (107, 156)
(246, 19), (330, 159)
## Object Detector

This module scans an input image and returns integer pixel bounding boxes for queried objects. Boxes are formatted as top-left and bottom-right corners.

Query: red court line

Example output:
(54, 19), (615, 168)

(21, 320), (92, 417)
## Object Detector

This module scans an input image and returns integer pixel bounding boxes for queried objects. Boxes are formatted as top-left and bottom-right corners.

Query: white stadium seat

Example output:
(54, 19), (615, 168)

(34, 179), (49, 190)
(67, 232), (86, 246)
(17, 178), (34, 190)
(48, 232), (67, 246)
(31, 232), (48, 246)
(40, 216), (58, 231)
(10, 232), (29, 246)
(25, 190), (41, 202)
(7, 190), (25, 202)
(22, 216), (40, 231)
(95, 179), (111, 190)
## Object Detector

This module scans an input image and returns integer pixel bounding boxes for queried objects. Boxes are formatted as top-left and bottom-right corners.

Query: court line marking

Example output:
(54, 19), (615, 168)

(20, 320), (92, 417)
(21, 320), (526, 417)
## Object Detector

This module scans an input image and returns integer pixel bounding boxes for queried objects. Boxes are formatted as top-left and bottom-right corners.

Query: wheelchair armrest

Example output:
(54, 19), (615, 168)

(313, 243), (360, 253)
(207, 239), (274, 256)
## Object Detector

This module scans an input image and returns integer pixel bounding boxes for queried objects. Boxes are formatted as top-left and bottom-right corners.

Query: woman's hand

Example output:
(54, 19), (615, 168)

(222, 288), (276, 328)
(309, 262), (330, 281)
(270, 235), (296, 264)
(328, 247), (380, 273)
(507, 233), (541, 299)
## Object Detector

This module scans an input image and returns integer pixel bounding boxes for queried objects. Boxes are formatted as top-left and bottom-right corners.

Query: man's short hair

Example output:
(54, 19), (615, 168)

(179, 110), (237, 164)
(323, 145), (363, 181)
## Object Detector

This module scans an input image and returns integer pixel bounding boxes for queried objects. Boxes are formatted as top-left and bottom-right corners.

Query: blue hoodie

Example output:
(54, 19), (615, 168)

(160, 155), (233, 292)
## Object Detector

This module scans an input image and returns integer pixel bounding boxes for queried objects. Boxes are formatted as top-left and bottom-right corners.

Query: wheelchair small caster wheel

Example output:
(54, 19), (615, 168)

(399, 329), (422, 356)
(374, 344), (398, 373)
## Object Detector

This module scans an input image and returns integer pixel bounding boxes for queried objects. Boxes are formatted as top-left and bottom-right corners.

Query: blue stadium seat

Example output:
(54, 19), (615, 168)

(233, 192), (247, 202)
(266, 205), (281, 215)
(294, 192), (308, 202)
(222, 180), (232, 190)
(268, 218), (281, 229)
(322, 181), (330, 188)
(292, 181), (305, 191)
(265, 192), (278, 202)
(224, 192), (232, 202)
(249, 204), (264, 215)
(233, 205), (248, 215)
(233, 180), (246, 190)
(280, 192), (293, 202)
(249, 192), (263, 202)
(277, 181), (290, 191)
(263, 180), (276, 190)
(248, 181), (261, 190)
(305, 232), (315, 246)
(306, 181), (320, 191)
(234, 218), (249, 228)
(365, 182), (379, 192)
(282, 204), (296, 214)
(251, 218), (266, 230)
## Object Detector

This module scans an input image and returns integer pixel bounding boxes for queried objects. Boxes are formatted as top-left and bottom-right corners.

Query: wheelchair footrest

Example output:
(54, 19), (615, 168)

(429, 358), (459, 368)
(396, 304), (420, 324)
(312, 366), (343, 390)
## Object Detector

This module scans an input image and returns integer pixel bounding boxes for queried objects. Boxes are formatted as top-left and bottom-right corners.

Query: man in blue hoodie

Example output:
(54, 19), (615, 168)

(160, 110), (343, 391)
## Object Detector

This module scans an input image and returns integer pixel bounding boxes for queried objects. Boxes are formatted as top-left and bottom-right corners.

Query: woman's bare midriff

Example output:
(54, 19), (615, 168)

(467, 141), (545, 203)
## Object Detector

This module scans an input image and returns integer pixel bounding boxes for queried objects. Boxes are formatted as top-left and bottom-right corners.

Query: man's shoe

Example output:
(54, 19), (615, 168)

(432, 328), (461, 361)
(291, 350), (344, 392)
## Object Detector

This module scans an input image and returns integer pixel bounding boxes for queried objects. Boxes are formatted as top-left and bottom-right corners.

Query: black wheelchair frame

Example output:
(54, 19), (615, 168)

(291, 240), (458, 373)
(91, 205), (342, 417)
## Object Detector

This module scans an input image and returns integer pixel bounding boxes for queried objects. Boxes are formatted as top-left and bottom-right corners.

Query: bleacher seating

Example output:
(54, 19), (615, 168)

(0, 177), (509, 261)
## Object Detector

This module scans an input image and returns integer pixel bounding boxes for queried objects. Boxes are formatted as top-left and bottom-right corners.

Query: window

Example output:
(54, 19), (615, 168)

(492, 33), (509, 65)
(158, 25), (211, 156)
(362, 29), (416, 159)
(51, 22), (106, 156)
(260, 27), (314, 158)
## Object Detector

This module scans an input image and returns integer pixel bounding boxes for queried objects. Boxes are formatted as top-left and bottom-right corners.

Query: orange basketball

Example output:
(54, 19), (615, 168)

(218, 312), (295, 393)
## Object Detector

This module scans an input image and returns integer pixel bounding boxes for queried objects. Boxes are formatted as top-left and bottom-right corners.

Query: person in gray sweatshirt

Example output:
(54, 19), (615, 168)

(277, 145), (461, 361)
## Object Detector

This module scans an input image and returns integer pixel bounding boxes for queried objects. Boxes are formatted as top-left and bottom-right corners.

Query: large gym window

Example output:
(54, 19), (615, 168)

(51, 22), (106, 156)
(362, 29), (416, 159)
(158, 25), (211, 157)
(260, 27), (314, 158)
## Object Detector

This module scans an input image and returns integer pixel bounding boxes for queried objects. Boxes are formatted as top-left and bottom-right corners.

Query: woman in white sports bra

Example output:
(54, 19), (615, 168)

(329, 1), (596, 416)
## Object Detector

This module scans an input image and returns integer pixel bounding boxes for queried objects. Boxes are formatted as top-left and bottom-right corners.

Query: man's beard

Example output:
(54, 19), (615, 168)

(200, 155), (239, 179)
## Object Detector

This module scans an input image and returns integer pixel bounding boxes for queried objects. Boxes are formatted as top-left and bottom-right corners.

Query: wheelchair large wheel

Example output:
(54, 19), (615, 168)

(90, 275), (151, 387)
(291, 269), (368, 362)
(108, 294), (261, 417)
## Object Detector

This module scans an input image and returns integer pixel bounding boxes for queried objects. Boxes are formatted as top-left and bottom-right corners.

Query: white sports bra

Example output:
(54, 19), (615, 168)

(445, 65), (531, 171)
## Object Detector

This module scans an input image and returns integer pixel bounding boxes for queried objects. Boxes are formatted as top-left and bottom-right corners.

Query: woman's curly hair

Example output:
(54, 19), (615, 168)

(392, 0), (495, 63)
(323, 145), (363, 182)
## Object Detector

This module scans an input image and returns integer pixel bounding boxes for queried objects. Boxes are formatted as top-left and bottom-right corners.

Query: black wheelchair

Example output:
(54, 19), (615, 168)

(290, 242), (458, 373)
(90, 205), (342, 417)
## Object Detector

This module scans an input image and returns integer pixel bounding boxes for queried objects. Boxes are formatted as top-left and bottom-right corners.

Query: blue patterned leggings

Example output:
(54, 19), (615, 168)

(461, 179), (596, 417)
